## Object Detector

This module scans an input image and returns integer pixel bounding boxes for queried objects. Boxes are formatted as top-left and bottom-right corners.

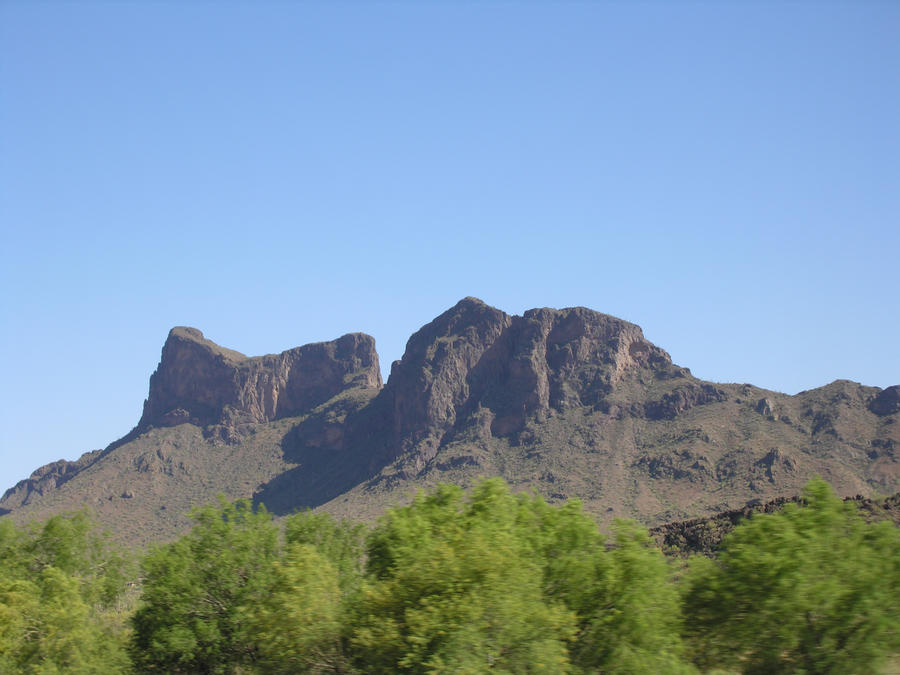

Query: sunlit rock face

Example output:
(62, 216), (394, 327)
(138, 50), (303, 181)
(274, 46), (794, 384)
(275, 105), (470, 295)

(381, 297), (679, 468)
(138, 326), (382, 433)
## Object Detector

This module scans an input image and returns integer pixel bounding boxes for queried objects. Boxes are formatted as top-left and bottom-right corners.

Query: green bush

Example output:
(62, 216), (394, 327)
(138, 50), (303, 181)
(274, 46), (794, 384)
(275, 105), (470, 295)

(0, 511), (133, 673)
(683, 478), (900, 674)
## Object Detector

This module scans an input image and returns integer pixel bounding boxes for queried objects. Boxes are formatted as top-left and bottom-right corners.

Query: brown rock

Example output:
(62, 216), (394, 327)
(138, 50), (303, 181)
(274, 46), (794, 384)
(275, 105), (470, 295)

(643, 383), (729, 420)
(138, 328), (381, 435)
(379, 298), (675, 467)
(0, 449), (103, 509)
(870, 386), (900, 416)
(382, 298), (510, 466)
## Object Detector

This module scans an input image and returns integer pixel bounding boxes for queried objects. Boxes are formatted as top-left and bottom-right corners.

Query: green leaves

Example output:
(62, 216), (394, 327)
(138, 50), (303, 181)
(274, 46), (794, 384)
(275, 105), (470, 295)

(4, 478), (897, 673)
(349, 478), (698, 673)
(351, 479), (576, 673)
(130, 497), (279, 673)
(247, 543), (344, 673)
(284, 510), (365, 594)
(683, 478), (900, 674)
(572, 522), (693, 673)
(0, 511), (133, 673)
(130, 499), (364, 674)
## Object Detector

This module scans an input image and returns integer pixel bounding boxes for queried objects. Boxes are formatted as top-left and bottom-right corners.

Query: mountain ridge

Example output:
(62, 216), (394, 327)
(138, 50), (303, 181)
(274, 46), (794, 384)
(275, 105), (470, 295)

(3, 298), (898, 544)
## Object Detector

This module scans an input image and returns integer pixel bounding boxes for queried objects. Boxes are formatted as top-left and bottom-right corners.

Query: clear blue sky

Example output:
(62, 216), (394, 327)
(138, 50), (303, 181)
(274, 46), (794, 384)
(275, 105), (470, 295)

(1, 1), (898, 491)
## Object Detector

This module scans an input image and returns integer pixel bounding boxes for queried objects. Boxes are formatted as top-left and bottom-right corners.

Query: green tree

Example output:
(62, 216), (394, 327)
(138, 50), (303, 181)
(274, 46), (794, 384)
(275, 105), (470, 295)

(0, 511), (132, 673)
(683, 478), (900, 674)
(283, 510), (365, 594)
(514, 493), (692, 673)
(351, 480), (576, 673)
(130, 497), (278, 673)
(572, 522), (693, 673)
(246, 543), (345, 674)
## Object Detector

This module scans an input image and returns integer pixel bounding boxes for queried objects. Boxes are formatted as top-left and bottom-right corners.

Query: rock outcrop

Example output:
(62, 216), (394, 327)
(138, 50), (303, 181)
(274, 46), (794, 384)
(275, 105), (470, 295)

(652, 491), (900, 557)
(380, 297), (678, 468)
(0, 449), (102, 510)
(138, 327), (382, 438)
(381, 298), (511, 464)
(870, 385), (900, 416)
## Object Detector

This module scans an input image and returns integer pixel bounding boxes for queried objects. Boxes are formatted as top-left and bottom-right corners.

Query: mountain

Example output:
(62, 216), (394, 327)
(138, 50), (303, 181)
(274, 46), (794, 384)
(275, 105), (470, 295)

(3, 298), (898, 545)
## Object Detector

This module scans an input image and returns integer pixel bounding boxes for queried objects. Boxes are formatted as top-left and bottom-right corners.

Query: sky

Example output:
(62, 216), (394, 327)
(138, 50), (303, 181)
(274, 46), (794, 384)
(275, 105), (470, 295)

(1, 1), (898, 491)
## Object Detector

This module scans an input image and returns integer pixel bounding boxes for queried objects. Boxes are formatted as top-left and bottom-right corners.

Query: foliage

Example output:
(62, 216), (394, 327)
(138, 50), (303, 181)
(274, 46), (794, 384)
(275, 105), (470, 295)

(572, 522), (694, 673)
(352, 480), (576, 673)
(352, 478), (693, 673)
(283, 510), (365, 594)
(130, 499), (363, 674)
(683, 478), (900, 674)
(3, 478), (898, 674)
(0, 511), (133, 673)
(130, 497), (279, 673)
(513, 493), (692, 673)
(246, 543), (344, 674)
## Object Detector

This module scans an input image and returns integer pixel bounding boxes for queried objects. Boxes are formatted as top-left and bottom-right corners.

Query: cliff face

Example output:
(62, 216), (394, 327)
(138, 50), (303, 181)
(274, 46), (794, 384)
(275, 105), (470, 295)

(381, 297), (678, 467)
(382, 298), (512, 463)
(870, 385), (900, 416)
(138, 327), (382, 436)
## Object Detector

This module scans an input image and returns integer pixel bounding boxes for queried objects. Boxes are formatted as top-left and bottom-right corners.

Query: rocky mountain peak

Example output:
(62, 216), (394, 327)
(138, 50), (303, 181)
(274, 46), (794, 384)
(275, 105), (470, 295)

(383, 298), (512, 461)
(391, 297), (510, 367)
(166, 326), (247, 362)
(381, 299), (678, 467)
(138, 328), (381, 438)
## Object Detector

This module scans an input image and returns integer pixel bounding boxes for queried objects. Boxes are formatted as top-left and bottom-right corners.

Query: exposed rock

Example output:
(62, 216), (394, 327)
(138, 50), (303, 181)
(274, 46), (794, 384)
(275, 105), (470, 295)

(870, 386), (900, 416)
(382, 298), (510, 466)
(473, 306), (672, 426)
(635, 450), (713, 482)
(652, 491), (900, 557)
(755, 448), (798, 483)
(756, 397), (774, 417)
(643, 383), (728, 420)
(0, 449), (103, 508)
(380, 298), (675, 468)
(138, 327), (381, 436)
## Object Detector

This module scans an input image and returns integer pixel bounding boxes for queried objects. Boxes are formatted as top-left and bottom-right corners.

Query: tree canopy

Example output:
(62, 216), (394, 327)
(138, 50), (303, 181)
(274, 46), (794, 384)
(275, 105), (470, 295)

(683, 478), (900, 674)
(1, 477), (898, 673)
(0, 510), (132, 673)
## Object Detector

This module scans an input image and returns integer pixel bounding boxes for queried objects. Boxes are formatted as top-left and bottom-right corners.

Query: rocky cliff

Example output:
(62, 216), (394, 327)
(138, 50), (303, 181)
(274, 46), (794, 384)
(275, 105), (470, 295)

(138, 327), (382, 440)
(381, 297), (703, 469)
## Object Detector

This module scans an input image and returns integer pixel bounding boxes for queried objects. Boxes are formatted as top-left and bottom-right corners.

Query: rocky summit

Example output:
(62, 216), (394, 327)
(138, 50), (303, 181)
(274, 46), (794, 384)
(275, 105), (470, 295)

(2, 298), (898, 545)
(138, 326), (381, 441)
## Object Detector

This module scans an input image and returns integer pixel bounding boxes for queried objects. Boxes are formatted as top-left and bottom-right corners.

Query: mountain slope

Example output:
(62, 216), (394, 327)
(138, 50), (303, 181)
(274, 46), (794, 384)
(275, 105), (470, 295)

(0, 328), (383, 543)
(3, 299), (898, 544)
